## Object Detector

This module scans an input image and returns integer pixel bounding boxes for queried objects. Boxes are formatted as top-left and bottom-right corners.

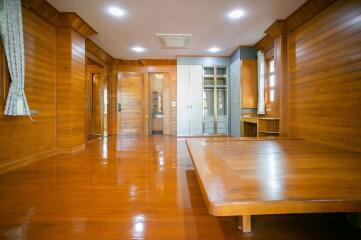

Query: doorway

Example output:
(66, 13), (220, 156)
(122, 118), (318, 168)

(85, 59), (106, 141)
(149, 73), (166, 135)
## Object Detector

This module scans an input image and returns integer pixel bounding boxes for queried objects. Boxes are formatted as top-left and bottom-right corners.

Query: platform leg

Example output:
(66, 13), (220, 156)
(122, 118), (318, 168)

(238, 215), (252, 233)
(347, 213), (361, 229)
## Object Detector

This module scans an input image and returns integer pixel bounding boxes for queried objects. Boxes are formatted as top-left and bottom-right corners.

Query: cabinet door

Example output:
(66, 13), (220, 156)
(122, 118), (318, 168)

(241, 59), (258, 108)
(177, 65), (190, 136)
(189, 65), (203, 136)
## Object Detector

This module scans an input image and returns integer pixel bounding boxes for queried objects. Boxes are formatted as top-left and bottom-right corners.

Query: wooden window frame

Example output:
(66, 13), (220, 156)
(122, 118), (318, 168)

(264, 50), (275, 115)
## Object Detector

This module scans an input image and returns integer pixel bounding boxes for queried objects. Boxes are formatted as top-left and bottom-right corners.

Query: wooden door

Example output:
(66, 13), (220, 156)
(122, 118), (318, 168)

(92, 73), (102, 135)
(117, 72), (144, 135)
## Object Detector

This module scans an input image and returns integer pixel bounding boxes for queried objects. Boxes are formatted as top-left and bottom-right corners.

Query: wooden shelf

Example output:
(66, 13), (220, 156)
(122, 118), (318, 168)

(241, 117), (280, 137)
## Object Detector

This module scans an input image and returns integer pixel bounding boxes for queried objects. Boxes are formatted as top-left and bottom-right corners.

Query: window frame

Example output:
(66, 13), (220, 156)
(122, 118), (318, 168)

(264, 51), (276, 114)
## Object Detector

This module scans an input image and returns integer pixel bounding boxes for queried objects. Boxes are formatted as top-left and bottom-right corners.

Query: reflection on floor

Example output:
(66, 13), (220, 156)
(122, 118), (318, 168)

(0, 136), (360, 239)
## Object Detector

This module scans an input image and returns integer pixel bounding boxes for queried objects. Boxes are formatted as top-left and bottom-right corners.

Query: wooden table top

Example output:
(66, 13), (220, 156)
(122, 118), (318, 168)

(186, 138), (361, 216)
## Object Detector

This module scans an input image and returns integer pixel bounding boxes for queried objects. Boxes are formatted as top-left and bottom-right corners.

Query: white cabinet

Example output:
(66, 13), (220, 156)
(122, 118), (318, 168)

(177, 65), (203, 136)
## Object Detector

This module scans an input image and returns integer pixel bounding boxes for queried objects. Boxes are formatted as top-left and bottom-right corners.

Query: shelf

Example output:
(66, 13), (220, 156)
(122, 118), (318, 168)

(258, 130), (280, 134)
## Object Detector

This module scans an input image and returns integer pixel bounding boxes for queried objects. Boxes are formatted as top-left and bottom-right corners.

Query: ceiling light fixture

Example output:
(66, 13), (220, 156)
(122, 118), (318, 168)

(208, 47), (220, 53)
(132, 46), (146, 53)
(107, 7), (126, 17)
(228, 9), (245, 20)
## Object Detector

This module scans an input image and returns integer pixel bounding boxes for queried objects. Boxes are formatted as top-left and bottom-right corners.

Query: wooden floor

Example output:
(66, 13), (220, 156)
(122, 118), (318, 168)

(0, 136), (360, 240)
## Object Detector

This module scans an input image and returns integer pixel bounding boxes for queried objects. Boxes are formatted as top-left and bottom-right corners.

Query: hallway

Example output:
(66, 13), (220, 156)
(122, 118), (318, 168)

(0, 136), (359, 239)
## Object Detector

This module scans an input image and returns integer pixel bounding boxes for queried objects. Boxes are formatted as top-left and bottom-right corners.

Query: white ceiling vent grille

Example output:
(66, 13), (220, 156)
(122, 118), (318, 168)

(156, 33), (191, 49)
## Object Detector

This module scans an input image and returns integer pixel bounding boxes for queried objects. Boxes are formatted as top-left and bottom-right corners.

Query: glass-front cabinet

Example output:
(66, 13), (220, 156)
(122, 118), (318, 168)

(203, 66), (228, 135)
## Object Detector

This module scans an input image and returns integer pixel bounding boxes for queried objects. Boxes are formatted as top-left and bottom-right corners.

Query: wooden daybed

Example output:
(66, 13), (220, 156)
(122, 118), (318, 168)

(186, 138), (361, 233)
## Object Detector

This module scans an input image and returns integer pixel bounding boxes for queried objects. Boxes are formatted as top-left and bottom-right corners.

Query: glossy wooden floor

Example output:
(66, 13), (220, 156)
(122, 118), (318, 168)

(0, 136), (360, 240)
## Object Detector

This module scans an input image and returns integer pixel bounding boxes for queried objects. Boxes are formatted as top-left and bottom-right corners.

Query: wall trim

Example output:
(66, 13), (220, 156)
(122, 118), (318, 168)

(0, 149), (57, 175)
(56, 144), (86, 154)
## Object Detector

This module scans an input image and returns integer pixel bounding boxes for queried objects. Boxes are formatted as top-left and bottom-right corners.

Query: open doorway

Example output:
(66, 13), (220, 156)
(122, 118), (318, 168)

(149, 73), (168, 135)
(85, 58), (107, 141)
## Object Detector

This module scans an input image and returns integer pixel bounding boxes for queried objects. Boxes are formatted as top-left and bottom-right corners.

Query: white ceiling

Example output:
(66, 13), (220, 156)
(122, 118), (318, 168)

(48, 0), (306, 59)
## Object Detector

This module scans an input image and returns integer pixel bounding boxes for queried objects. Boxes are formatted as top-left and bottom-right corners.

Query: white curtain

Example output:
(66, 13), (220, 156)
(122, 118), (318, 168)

(0, 0), (30, 116)
(257, 50), (265, 115)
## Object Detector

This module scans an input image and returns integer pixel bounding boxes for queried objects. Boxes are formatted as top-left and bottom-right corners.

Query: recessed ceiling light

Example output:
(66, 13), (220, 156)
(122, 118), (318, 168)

(132, 46), (146, 53)
(228, 9), (245, 20)
(107, 7), (126, 17)
(208, 47), (220, 53)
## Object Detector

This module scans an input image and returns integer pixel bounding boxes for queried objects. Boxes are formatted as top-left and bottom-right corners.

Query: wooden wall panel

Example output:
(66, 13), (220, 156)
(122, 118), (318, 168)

(288, 0), (361, 152)
(56, 28), (85, 152)
(0, 8), (56, 172)
(71, 30), (86, 147)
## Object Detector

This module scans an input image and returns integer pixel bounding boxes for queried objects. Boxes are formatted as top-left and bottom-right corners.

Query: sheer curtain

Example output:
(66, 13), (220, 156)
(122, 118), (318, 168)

(257, 51), (265, 115)
(0, 0), (30, 116)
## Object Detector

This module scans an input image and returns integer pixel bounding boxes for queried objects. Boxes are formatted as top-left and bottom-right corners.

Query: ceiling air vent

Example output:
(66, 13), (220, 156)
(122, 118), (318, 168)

(156, 33), (191, 49)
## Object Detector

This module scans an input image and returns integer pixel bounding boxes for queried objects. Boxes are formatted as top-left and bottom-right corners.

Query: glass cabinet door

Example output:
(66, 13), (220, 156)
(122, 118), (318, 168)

(203, 65), (228, 135)
(203, 88), (215, 134)
(216, 87), (227, 134)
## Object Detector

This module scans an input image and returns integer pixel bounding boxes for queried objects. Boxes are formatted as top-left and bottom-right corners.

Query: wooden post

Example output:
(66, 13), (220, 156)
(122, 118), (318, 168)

(347, 213), (361, 229)
(238, 215), (252, 233)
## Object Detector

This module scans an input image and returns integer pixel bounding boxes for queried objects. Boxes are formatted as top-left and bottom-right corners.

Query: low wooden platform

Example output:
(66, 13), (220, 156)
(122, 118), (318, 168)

(186, 138), (361, 233)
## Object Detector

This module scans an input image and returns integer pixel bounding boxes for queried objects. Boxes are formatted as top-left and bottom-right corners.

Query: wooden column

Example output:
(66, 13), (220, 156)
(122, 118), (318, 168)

(264, 20), (289, 136)
(56, 28), (86, 153)
(274, 33), (289, 136)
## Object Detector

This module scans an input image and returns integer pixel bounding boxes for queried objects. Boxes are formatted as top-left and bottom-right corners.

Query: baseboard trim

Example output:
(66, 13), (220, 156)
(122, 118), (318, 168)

(56, 144), (86, 154)
(0, 149), (57, 175)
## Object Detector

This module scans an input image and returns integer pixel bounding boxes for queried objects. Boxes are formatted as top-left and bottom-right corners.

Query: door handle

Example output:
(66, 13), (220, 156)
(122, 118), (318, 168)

(117, 103), (122, 112)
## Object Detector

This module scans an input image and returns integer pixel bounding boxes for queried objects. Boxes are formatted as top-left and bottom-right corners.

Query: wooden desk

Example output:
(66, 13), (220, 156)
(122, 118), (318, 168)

(186, 138), (361, 233)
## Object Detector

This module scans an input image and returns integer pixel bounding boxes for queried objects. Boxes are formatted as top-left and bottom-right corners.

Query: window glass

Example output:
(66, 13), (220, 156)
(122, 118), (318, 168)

(269, 75), (275, 88)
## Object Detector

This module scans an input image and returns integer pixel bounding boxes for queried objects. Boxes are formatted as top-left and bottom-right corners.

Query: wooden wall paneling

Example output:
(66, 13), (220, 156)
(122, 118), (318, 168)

(109, 70), (118, 136)
(254, 34), (274, 51)
(274, 33), (289, 136)
(71, 30), (86, 147)
(92, 73), (102, 135)
(22, 0), (97, 38)
(162, 73), (170, 135)
(285, 0), (337, 33)
(85, 39), (113, 69)
(169, 70), (177, 136)
(0, 8), (57, 173)
(287, 0), (361, 152)
(254, 0), (337, 51)
(56, 28), (86, 152)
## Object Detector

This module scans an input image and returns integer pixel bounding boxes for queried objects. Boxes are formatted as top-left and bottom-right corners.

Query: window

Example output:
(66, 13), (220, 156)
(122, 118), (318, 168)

(265, 56), (275, 113)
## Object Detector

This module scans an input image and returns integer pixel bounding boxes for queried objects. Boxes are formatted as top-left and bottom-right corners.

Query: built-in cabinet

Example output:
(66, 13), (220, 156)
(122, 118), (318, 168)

(203, 66), (228, 134)
(177, 65), (203, 136)
(241, 59), (257, 108)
